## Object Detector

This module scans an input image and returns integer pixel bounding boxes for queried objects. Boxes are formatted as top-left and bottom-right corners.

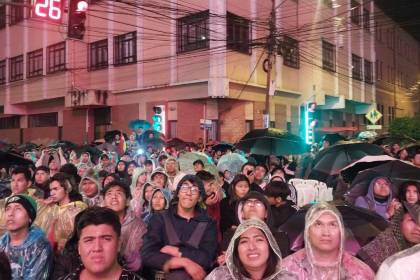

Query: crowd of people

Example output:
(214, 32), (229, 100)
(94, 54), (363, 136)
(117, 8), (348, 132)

(0, 133), (419, 280)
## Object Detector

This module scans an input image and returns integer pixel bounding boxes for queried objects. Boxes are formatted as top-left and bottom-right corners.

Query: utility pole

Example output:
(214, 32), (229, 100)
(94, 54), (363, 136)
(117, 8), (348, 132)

(263, 0), (277, 128)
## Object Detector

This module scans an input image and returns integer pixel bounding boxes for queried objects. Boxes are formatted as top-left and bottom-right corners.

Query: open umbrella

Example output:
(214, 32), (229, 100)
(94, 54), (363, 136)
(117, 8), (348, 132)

(401, 142), (420, 157)
(371, 134), (416, 147)
(279, 201), (389, 255)
(345, 160), (420, 204)
(104, 130), (128, 143)
(355, 131), (377, 141)
(0, 151), (34, 168)
(96, 142), (119, 154)
(217, 153), (247, 175)
(178, 152), (213, 175)
(320, 133), (346, 145)
(340, 155), (396, 183)
(212, 142), (234, 153)
(235, 128), (308, 156)
(48, 140), (77, 151)
(128, 119), (151, 130)
(308, 142), (386, 183)
(16, 142), (39, 153)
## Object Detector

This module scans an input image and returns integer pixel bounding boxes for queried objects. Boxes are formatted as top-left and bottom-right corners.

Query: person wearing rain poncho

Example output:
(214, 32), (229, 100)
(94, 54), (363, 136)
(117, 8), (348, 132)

(94, 153), (116, 174)
(282, 202), (375, 280)
(165, 156), (186, 192)
(150, 167), (169, 189)
(130, 167), (149, 217)
(142, 188), (172, 224)
(358, 202), (420, 272)
(78, 168), (103, 207)
(206, 218), (297, 280)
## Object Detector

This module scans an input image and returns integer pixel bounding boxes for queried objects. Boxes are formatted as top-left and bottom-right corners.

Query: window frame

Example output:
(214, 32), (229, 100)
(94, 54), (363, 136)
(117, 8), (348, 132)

(89, 39), (108, 70)
(0, 4), (6, 29)
(113, 31), (137, 66)
(363, 8), (370, 32)
(322, 40), (336, 72)
(0, 59), (6, 85)
(177, 10), (209, 53)
(364, 59), (373, 84)
(9, 55), (24, 82)
(28, 112), (58, 128)
(282, 35), (300, 69)
(27, 48), (44, 78)
(47, 42), (66, 74)
(9, 0), (25, 26)
(352, 54), (363, 81)
(351, 0), (361, 26)
(227, 12), (251, 54)
(0, 116), (20, 129)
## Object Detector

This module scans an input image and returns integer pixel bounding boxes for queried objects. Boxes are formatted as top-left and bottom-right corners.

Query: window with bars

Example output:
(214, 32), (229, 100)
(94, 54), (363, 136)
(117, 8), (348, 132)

(177, 11), (209, 53)
(322, 40), (336, 72)
(282, 36), (299, 69)
(114, 32), (136, 65)
(9, 55), (24, 82)
(89, 39), (108, 70)
(363, 9), (370, 31)
(28, 112), (58, 127)
(47, 42), (66, 73)
(0, 60), (6, 85)
(227, 12), (250, 54)
(27, 48), (43, 78)
(0, 5), (6, 29)
(10, 0), (25, 26)
(352, 54), (362, 81)
(0, 116), (20, 129)
(351, 0), (361, 25)
(364, 59), (373, 84)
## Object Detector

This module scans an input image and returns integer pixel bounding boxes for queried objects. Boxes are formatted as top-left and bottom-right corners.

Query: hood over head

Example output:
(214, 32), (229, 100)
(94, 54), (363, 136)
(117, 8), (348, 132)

(130, 167), (148, 195)
(149, 188), (172, 212)
(164, 156), (180, 175)
(150, 167), (169, 186)
(78, 168), (101, 196)
(366, 176), (394, 205)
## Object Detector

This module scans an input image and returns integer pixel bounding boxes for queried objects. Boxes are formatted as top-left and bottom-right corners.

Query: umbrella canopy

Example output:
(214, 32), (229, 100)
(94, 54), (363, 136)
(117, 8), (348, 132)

(178, 152), (214, 175)
(104, 130), (128, 143)
(279, 201), (389, 255)
(48, 140), (77, 151)
(308, 142), (386, 182)
(340, 155), (396, 183)
(166, 138), (196, 150)
(212, 142), (234, 153)
(345, 160), (420, 204)
(371, 134), (416, 147)
(0, 151), (34, 168)
(235, 128), (308, 156)
(320, 133), (346, 145)
(128, 119), (151, 130)
(401, 142), (420, 157)
(355, 131), (377, 141)
(217, 153), (247, 175)
(16, 142), (39, 153)
(96, 142), (119, 154)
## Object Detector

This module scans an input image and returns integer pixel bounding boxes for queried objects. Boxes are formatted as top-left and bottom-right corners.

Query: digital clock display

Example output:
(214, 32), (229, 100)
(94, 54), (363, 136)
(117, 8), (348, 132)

(32, 0), (64, 21)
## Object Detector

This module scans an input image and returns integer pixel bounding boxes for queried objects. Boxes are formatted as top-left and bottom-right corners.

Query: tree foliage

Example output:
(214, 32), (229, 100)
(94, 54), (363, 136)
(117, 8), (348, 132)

(389, 117), (420, 140)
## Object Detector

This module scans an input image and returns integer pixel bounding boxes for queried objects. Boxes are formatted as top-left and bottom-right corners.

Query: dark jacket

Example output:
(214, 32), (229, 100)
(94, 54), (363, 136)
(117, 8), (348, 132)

(219, 197), (237, 235)
(141, 205), (218, 271)
(271, 201), (297, 229)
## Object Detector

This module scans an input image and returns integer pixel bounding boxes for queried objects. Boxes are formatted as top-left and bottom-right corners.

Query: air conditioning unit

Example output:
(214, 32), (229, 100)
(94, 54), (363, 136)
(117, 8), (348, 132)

(66, 89), (109, 108)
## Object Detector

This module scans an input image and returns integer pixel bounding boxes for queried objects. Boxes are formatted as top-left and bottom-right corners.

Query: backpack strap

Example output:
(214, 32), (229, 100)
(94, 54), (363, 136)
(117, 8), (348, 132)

(162, 211), (181, 246)
(186, 222), (208, 249)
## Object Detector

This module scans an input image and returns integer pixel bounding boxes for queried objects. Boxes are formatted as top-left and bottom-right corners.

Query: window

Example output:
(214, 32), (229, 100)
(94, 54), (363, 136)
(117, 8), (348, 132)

(351, 1), (361, 25)
(282, 36), (299, 69)
(0, 116), (20, 129)
(27, 48), (43, 78)
(114, 32), (136, 65)
(375, 59), (383, 81)
(28, 112), (58, 127)
(364, 59), (373, 84)
(227, 12), (250, 54)
(352, 54), (362, 81)
(10, 0), (25, 26)
(9, 55), (24, 82)
(47, 42), (66, 73)
(168, 121), (177, 138)
(0, 5), (6, 29)
(89, 39), (108, 70)
(363, 9), (370, 31)
(177, 11), (209, 53)
(322, 40), (336, 72)
(0, 60), (6, 85)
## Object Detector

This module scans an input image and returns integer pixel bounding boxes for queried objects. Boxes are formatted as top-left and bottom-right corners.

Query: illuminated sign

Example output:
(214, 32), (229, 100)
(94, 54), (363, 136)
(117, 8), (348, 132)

(32, 0), (64, 21)
(305, 102), (317, 145)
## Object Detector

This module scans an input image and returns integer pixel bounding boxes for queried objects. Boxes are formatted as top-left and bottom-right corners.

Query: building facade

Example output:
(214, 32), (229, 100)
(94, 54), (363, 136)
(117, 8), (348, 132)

(0, 0), (418, 145)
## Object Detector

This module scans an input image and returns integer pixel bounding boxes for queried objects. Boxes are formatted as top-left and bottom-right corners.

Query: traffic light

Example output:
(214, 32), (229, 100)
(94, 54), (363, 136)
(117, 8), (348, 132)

(152, 106), (163, 132)
(67, 0), (88, 40)
(305, 102), (317, 145)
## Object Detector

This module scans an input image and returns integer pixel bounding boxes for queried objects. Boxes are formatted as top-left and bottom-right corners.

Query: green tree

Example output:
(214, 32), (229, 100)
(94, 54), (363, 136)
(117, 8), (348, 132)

(389, 117), (420, 140)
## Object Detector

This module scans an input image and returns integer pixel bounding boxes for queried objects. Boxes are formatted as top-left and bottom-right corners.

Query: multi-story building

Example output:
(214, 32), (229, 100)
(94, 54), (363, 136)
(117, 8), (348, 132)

(0, 0), (418, 145)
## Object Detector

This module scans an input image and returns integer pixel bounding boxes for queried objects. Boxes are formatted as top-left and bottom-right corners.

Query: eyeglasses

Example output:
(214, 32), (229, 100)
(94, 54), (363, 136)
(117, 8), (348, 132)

(244, 199), (264, 207)
(179, 184), (200, 195)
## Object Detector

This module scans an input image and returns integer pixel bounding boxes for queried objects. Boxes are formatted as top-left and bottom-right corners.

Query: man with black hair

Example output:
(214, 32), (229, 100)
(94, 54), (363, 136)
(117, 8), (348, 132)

(254, 163), (268, 189)
(193, 159), (204, 173)
(412, 148), (420, 168)
(60, 207), (143, 279)
(0, 194), (52, 279)
(158, 154), (168, 168)
(241, 162), (264, 193)
(264, 181), (297, 228)
(141, 174), (217, 280)
(33, 166), (50, 199)
(102, 180), (147, 271)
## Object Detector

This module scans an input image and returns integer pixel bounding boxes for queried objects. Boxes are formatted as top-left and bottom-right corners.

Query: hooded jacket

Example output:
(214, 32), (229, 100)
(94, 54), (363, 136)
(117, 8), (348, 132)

(354, 176), (394, 219)
(78, 168), (103, 207)
(0, 226), (52, 280)
(164, 157), (186, 192)
(150, 168), (169, 189)
(206, 218), (297, 280)
(142, 188), (172, 224)
(282, 202), (375, 280)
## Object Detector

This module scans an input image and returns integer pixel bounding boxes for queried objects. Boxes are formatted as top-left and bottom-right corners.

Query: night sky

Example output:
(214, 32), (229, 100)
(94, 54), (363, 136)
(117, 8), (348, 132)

(375, 0), (420, 42)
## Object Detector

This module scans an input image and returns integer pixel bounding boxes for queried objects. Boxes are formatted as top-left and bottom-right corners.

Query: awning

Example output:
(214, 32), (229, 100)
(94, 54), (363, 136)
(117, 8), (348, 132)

(316, 127), (358, 133)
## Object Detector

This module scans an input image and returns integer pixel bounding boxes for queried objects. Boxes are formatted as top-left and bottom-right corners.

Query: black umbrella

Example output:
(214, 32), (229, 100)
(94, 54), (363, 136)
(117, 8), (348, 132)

(48, 140), (77, 151)
(345, 160), (420, 204)
(371, 134), (416, 146)
(279, 201), (389, 254)
(235, 128), (308, 156)
(212, 142), (234, 152)
(340, 155), (396, 183)
(308, 142), (386, 183)
(401, 143), (420, 157)
(16, 142), (39, 153)
(0, 151), (34, 168)
(321, 133), (346, 145)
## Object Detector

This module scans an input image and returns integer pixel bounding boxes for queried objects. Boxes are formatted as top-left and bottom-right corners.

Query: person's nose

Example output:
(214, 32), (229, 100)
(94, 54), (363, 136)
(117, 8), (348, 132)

(92, 239), (103, 252)
(248, 240), (256, 250)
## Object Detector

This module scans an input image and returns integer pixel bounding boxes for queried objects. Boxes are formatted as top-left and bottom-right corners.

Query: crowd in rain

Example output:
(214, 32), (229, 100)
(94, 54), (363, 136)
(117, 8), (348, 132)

(0, 130), (419, 280)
